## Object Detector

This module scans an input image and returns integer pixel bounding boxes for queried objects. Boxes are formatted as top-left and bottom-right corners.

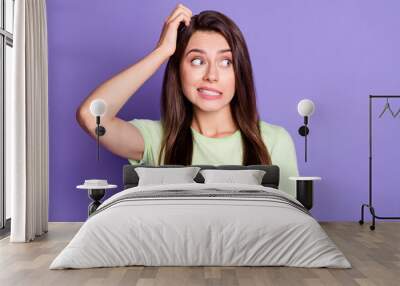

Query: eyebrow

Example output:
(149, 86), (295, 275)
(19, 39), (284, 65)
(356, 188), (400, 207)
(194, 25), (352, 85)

(185, 48), (232, 57)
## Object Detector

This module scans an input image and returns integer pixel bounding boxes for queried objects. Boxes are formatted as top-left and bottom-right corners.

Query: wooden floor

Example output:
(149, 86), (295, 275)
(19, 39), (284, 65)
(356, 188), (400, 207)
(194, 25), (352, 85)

(0, 222), (399, 286)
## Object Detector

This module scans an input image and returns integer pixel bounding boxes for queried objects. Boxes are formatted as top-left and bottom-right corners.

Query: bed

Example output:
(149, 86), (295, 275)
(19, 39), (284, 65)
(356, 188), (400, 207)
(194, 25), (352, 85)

(49, 164), (351, 269)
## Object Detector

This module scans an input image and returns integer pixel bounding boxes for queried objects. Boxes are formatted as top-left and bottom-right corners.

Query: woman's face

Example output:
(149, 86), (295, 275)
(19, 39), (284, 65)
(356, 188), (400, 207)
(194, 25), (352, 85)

(180, 31), (235, 113)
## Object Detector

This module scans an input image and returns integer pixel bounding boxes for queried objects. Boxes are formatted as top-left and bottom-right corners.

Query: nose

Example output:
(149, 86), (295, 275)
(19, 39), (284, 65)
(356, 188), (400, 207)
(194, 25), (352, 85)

(203, 62), (218, 82)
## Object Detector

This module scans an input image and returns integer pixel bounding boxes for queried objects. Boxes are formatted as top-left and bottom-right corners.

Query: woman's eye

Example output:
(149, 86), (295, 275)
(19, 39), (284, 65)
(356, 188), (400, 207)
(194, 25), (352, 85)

(191, 58), (202, 66)
(190, 58), (232, 67)
(221, 59), (232, 67)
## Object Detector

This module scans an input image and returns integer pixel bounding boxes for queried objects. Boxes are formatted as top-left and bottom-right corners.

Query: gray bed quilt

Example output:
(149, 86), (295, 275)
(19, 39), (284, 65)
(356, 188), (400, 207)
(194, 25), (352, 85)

(50, 183), (351, 269)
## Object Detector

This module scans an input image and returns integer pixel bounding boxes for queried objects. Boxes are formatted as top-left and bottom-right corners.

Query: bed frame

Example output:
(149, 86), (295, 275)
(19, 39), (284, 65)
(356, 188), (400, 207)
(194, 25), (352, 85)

(123, 164), (280, 190)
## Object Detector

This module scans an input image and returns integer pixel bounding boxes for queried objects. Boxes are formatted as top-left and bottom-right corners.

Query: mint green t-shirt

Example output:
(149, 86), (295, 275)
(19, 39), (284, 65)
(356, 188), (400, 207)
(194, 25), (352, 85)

(128, 119), (299, 198)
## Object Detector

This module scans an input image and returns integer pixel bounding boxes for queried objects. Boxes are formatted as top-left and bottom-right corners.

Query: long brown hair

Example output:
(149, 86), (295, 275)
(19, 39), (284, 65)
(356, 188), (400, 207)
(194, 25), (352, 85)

(158, 10), (271, 166)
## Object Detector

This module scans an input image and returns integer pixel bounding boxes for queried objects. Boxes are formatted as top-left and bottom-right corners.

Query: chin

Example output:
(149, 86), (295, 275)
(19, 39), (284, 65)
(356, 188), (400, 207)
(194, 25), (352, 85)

(194, 102), (227, 113)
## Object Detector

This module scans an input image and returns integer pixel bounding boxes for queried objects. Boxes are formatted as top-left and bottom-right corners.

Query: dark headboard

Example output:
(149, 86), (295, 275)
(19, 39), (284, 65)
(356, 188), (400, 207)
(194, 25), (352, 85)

(123, 164), (280, 190)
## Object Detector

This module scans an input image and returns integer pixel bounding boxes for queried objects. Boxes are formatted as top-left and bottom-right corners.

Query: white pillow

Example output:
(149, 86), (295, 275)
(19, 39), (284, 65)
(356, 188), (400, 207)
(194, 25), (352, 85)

(135, 167), (201, 186)
(200, 169), (266, 185)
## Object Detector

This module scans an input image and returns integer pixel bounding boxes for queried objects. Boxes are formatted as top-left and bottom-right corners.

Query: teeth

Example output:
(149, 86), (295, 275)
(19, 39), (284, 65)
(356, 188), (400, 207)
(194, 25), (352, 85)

(198, 88), (221, 96)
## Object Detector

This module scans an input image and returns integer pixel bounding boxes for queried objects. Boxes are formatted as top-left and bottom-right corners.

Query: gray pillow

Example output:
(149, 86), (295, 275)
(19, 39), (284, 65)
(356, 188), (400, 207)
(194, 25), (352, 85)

(135, 167), (201, 186)
(200, 169), (266, 185)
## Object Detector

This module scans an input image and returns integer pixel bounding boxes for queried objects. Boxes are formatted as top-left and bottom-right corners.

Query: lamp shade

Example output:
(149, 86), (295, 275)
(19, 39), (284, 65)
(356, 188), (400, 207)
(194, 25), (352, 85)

(297, 99), (315, 117)
(90, 99), (107, 117)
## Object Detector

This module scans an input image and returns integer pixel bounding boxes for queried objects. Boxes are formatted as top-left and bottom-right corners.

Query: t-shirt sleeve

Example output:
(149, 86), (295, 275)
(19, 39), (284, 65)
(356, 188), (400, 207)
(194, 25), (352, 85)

(128, 119), (163, 166)
(270, 127), (299, 198)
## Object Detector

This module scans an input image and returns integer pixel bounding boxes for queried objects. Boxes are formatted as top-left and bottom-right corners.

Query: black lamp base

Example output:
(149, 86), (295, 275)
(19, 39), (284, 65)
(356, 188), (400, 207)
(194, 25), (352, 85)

(298, 125), (309, 136)
(95, 126), (106, 136)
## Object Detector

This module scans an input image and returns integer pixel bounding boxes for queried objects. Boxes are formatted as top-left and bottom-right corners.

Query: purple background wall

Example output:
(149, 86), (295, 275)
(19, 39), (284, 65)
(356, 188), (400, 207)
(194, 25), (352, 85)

(47, 0), (400, 222)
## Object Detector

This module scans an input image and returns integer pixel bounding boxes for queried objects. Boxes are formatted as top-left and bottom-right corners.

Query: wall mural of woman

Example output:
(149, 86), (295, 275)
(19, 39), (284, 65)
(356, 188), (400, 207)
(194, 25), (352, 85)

(76, 4), (299, 197)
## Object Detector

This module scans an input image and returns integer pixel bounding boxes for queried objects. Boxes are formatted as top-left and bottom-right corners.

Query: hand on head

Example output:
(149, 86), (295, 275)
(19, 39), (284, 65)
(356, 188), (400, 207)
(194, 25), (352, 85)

(155, 4), (193, 57)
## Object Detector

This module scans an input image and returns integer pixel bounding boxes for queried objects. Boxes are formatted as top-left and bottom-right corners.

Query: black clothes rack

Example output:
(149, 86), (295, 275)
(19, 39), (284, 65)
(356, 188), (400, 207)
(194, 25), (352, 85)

(359, 95), (400, 230)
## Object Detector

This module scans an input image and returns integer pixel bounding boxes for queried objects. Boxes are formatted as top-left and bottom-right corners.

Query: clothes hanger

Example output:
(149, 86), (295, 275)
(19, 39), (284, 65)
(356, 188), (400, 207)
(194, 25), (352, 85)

(378, 98), (396, 118)
(393, 107), (400, 118)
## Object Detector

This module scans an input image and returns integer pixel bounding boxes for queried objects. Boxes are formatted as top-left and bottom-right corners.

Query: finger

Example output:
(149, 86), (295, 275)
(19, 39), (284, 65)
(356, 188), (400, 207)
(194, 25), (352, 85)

(167, 4), (181, 18)
(176, 4), (193, 18)
(165, 5), (183, 23)
(170, 14), (190, 28)
(168, 12), (191, 27)
(166, 10), (191, 25)
(165, 6), (191, 24)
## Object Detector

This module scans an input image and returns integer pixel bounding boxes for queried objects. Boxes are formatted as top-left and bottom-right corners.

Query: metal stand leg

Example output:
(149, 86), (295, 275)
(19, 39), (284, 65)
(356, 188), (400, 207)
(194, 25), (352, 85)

(359, 203), (399, 231)
(359, 204), (366, 225)
(359, 204), (375, 230)
(370, 206), (376, 231)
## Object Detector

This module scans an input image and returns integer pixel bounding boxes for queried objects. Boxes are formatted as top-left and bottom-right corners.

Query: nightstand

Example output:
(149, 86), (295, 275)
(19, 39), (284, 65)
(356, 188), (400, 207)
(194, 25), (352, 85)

(289, 176), (321, 210)
(77, 182), (117, 216)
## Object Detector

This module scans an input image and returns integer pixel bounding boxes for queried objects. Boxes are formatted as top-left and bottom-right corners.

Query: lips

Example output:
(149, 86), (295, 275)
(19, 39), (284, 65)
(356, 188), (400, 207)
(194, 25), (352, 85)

(197, 87), (223, 101)
(197, 87), (223, 100)
(197, 86), (222, 95)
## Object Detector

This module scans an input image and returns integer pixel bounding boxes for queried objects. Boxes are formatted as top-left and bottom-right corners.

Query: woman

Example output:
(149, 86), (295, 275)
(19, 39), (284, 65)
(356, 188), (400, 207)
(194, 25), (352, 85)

(76, 4), (299, 197)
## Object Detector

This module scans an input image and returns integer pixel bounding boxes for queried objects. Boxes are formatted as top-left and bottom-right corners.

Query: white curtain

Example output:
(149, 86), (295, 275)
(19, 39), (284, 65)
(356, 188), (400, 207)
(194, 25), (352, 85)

(7, 0), (49, 242)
